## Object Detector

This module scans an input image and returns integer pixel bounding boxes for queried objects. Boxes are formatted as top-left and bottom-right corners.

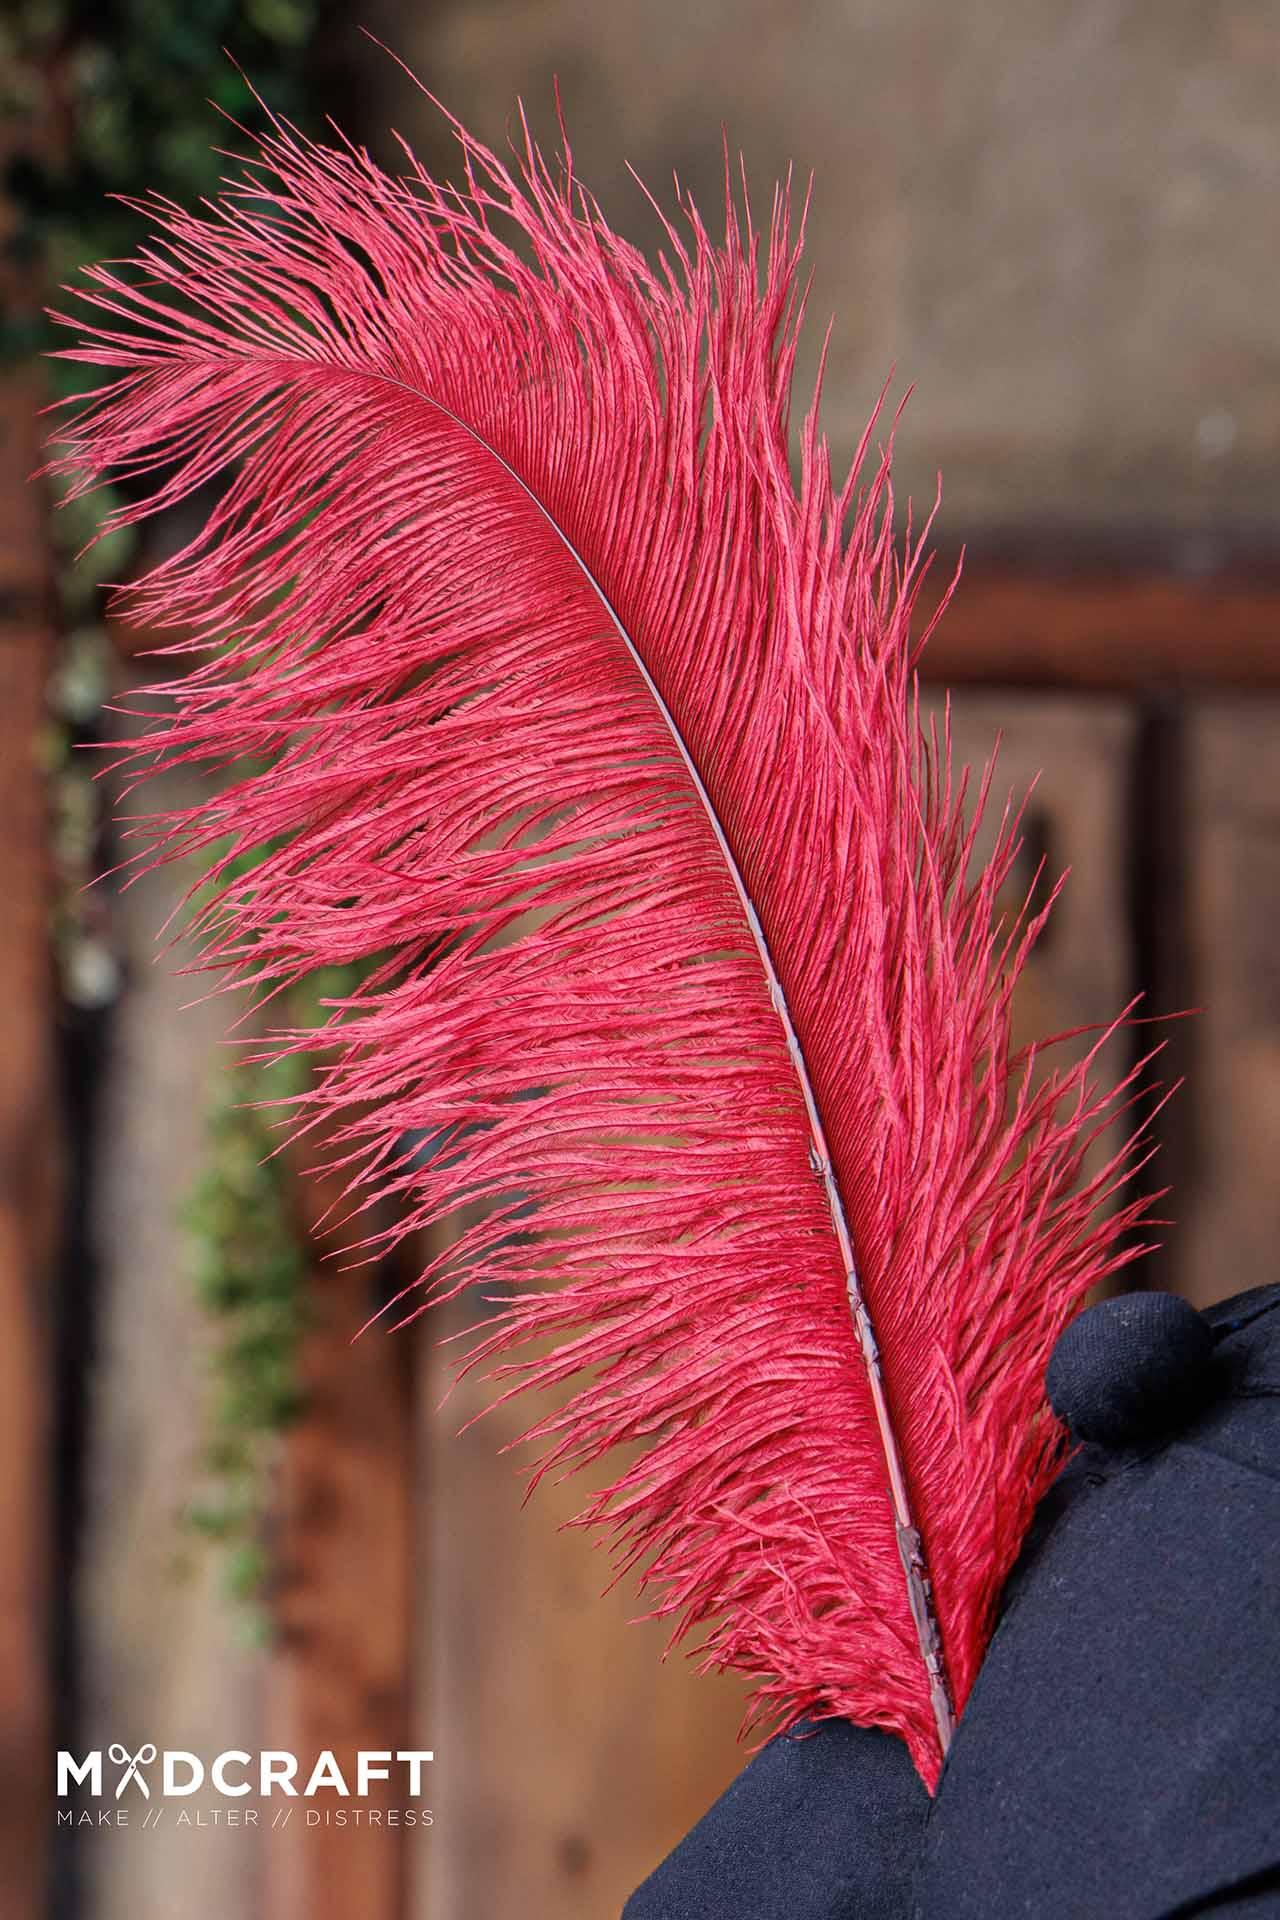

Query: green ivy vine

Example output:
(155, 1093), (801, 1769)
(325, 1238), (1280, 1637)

(182, 1052), (310, 1632)
(179, 957), (363, 1629)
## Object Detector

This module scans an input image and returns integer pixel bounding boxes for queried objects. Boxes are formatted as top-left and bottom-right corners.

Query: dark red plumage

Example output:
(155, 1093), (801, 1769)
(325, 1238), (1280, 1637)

(50, 90), (1155, 1786)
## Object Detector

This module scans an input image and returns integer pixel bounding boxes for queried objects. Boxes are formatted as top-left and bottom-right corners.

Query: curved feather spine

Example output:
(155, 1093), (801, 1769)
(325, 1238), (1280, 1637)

(419, 376), (957, 1753)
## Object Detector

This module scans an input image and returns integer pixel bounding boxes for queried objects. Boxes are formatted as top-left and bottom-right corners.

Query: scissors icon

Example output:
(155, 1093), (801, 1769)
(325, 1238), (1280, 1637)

(108, 1743), (158, 1799)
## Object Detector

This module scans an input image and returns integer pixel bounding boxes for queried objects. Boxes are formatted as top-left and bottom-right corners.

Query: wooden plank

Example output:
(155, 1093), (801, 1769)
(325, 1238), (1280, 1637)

(925, 691), (1136, 1067)
(114, 557), (1280, 691)
(261, 1157), (416, 1920)
(83, 699), (416, 1920)
(81, 724), (267, 1920)
(917, 558), (1280, 691)
(416, 1292), (750, 1920)
(1162, 700), (1280, 1311)
(924, 692), (1140, 1278)
(0, 370), (58, 1920)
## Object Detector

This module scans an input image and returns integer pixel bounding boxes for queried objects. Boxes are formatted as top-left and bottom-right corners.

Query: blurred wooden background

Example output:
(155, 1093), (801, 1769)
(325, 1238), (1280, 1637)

(3, 4), (1279, 1917)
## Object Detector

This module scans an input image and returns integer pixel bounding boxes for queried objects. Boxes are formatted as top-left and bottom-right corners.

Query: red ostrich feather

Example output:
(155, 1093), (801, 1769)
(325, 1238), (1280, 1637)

(50, 89), (1155, 1788)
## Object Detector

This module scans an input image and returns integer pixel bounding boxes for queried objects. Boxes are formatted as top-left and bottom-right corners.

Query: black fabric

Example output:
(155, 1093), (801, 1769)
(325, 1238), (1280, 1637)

(1169, 1866), (1280, 1916)
(1046, 1289), (1216, 1445)
(621, 1286), (1280, 1919)
(913, 1285), (1280, 1920)
(622, 1719), (927, 1920)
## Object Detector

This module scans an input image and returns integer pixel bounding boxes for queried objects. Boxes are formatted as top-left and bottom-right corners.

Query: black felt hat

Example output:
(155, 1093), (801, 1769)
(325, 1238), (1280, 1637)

(624, 1284), (1280, 1919)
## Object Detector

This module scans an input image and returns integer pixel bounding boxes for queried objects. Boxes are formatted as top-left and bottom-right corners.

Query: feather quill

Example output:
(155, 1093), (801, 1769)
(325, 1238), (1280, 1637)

(50, 90), (1155, 1787)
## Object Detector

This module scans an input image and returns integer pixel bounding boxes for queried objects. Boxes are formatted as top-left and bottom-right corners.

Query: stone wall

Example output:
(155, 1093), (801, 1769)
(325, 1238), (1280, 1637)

(344, 0), (1280, 552)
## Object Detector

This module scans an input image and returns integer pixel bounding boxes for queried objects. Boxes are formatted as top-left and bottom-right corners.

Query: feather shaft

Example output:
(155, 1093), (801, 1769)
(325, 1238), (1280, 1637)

(416, 369), (958, 1753)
